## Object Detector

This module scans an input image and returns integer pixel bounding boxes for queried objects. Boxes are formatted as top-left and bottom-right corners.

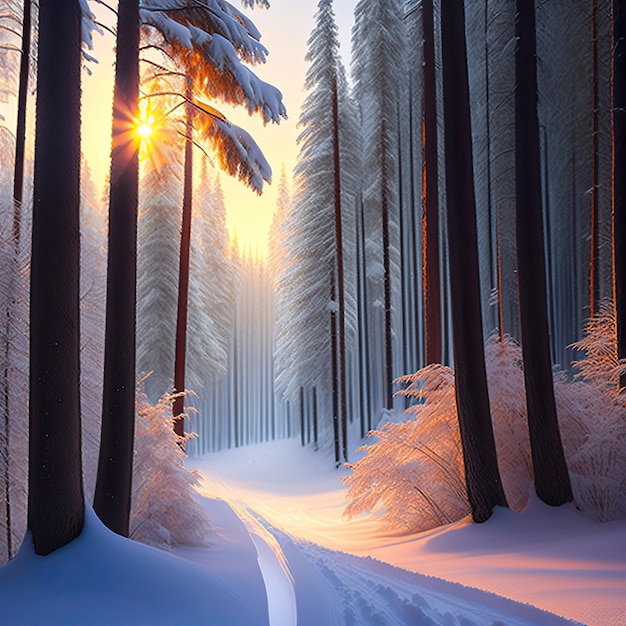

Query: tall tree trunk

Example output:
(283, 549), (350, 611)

(590, 0), (600, 318)
(515, 0), (572, 506)
(381, 120), (394, 410)
(440, 0), (507, 523)
(12, 0), (30, 244)
(173, 86), (194, 438)
(613, 0), (626, 390)
(330, 272), (340, 464)
(93, 0), (140, 537)
(421, 0), (441, 365)
(331, 76), (348, 462)
(28, 0), (84, 556)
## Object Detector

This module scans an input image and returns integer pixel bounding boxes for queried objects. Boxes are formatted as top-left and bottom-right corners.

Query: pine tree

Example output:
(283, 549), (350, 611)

(352, 0), (405, 412)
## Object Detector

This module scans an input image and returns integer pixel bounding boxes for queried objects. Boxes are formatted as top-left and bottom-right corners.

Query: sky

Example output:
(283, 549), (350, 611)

(81, 0), (359, 257)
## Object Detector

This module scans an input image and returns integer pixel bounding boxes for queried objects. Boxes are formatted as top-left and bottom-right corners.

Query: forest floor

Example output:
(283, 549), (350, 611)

(188, 437), (626, 626)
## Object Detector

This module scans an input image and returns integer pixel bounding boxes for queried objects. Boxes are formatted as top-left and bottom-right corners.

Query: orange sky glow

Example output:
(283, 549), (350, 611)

(80, 0), (357, 259)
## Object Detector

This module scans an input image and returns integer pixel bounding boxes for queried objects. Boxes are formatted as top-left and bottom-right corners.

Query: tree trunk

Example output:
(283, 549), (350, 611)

(331, 76), (348, 462)
(515, 0), (572, 506)
(421, 0), (442, 366)
(28, 0), (84, 556)
(613, 0), (626, 390)
(440, 0), (507, 523)
(381, 120), (394, 411)
(590, 0), (600, 318)
(173, 86), (194, 438)
(330, 272), (340, 464)
(93, 0), (140, 537)
(12, 0), (30, 244)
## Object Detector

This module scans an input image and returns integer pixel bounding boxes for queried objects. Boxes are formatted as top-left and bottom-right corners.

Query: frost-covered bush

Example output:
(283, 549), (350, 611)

(343, 336), (532, 533)
(344, 332), (626, 532)
(343, 364), (468, 533)
(130, 389), (213, 549)
(571, 298), (626, 399)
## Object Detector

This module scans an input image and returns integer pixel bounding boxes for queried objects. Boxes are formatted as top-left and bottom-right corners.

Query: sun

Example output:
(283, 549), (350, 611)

(136, 121), (153, 140)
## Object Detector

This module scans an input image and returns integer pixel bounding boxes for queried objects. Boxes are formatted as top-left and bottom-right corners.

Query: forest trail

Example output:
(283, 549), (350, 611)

(188, 438), (626, 626)
(190, 448), (579, 626)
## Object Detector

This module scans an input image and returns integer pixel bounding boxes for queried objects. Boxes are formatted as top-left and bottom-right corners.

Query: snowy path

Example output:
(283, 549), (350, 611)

(195, 488), (577, 625)
(189, 439), (626, 626)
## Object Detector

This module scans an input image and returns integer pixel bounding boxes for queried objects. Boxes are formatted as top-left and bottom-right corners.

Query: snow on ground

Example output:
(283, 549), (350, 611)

(0, 505), (262, 625)
(189, 437), (626, 626)
(1, 437), (621, 625)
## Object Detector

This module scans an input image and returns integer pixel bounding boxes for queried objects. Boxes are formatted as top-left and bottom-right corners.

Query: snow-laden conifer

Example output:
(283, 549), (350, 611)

(351, 0), (405, 412)
(185, 167), (236, 392)
(136, 160), (182, 403)
(273, 0), (358, 453)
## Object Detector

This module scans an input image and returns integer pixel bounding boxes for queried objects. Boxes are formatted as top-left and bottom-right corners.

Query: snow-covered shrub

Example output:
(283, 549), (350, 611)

(345, 328), (626, 532)
(561, 301), (626, 521)
(571, 298), (626, 399)
(343, 336), (533, 533)
(130, 389), (213, 549)
(343, 364), (468, 533)
(556, 377), (626, 522)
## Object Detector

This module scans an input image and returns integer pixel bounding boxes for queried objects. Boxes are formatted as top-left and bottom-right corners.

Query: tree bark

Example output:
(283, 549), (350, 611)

(515, 0), (572, 506)
(173, 86), (194, 438)
(94, 0), (140, 537)
(440, 0), (507, 523)
(28, 0), (84, 556)
(613, 0), (626, 390)
(421, 0), (442, 366)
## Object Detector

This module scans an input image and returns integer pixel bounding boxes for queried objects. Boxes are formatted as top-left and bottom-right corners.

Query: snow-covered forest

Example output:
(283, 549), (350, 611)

(0, 0), (624, 624)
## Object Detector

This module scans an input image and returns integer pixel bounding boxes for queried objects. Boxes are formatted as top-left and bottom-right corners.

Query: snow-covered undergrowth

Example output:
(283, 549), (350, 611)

(130, 389), (213, 549)
(344, 332), (626, 533)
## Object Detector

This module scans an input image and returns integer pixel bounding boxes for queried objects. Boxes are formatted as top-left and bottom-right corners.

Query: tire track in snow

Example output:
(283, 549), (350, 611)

(244, 510), (579, 626)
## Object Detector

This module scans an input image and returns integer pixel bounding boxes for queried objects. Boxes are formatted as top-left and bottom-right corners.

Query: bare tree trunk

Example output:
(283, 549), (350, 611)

(331, 76), (348, 462)
(12, 0), (30, 244)
(440, 0), (508, 523)
(330, 272), (340, 464)
(173, 85), (194, 438)
(515, 0), (572, 506)
(28, 0), (84, 556)
(590, 0), (600, 318)
(422, 0), (442, 366)
(613, 0), (626, 390)
(381, 120), (394, 410)
(94, 0), (140, 537)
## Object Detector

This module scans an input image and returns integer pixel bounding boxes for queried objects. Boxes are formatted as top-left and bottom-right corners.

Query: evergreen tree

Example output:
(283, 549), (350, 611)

(274, 0), (357, 458)
(352, 0), (405, 412)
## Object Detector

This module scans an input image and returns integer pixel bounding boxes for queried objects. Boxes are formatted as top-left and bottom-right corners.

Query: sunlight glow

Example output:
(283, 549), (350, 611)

(136, 121), (153, 140)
